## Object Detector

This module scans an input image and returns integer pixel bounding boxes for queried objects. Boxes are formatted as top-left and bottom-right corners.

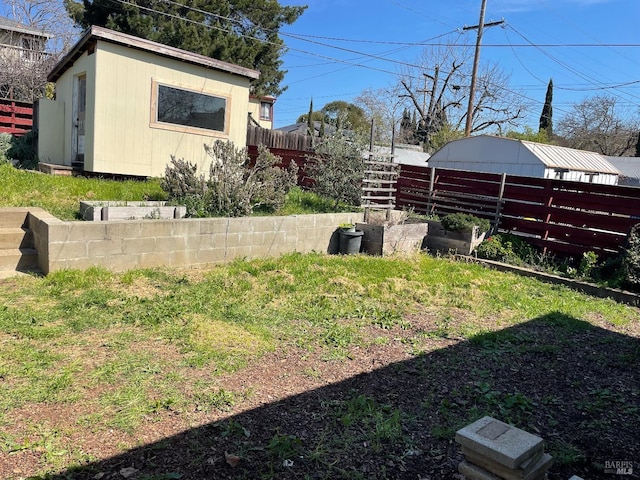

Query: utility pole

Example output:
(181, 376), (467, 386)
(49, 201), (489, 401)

(463, 0), (503, 136)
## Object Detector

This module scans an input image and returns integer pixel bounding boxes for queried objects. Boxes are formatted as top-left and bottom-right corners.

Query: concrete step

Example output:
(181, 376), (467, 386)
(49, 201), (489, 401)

(0, 227), (33, 249)
(0, 248), (39, 272)
(0, 208), (31, 229)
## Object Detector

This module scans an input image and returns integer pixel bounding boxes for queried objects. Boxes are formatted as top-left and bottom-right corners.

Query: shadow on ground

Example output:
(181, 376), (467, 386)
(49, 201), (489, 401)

(45, 312), (639, 480)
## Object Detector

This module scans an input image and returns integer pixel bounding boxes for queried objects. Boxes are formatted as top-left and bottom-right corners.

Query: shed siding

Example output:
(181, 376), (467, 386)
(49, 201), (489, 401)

(90, 40), (251, 177)
(45, 51), (96, 167)
(429, 135), (619, 185)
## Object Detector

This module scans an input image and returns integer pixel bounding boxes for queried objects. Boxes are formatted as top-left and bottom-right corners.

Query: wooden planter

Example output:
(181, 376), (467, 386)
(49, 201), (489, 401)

(425, 220), (486, 255)
(358, 222), (428, 256)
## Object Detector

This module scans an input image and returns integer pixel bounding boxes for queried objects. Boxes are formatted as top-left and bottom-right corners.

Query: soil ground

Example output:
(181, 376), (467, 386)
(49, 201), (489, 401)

(2, 307), (639, 480)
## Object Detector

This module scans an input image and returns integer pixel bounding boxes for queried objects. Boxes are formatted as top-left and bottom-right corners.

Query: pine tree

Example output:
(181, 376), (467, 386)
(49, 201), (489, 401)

(539, 79), (553, 135)
(65, 0), (305, 97)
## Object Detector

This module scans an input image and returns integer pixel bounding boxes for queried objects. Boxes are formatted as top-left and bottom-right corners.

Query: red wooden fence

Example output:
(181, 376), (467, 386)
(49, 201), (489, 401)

(0, 98), (33, 136)
(397, 165), (640, 258)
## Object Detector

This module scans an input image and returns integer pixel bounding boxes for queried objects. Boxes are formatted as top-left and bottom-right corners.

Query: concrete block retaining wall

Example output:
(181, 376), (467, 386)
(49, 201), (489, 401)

(27, 210), (364, 274)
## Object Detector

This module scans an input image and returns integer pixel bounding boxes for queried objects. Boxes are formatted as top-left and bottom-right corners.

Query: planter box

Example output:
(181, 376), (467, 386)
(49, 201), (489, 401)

(79, 201), (187, 221)
(425, 220), (486, 255)
(358, 222), (428, 256)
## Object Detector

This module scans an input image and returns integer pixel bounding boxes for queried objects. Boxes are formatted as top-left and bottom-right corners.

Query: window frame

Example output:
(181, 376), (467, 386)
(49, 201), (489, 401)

(150, 79), (231, 136)
(259, 101), (272, 121)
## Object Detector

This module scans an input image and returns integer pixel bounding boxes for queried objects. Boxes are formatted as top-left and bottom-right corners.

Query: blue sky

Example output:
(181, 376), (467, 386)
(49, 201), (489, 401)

(274, 0), (640, 130)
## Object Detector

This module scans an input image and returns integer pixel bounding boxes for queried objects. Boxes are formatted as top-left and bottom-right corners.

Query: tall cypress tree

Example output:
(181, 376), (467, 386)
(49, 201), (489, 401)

(539, 79), (553, 135)
(307, 98), (314, 136)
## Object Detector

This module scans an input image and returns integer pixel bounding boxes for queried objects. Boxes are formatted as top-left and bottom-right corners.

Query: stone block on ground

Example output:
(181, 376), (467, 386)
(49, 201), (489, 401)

(455, 417), (544, 470)
(462, 446), (553, 480)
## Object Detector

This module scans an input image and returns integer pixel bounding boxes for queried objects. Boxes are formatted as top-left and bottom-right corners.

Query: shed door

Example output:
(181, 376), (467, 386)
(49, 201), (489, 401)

(73, 74), (86, 165)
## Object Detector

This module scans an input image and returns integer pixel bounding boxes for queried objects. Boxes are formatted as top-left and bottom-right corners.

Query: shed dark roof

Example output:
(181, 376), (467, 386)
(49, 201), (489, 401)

(48, 25), (260, 83)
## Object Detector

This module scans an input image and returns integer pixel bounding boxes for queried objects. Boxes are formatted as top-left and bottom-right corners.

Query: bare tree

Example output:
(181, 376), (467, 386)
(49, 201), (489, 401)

(557, 95), (639, 156)
(0, 0), (79, 101)
(354, 84), (408, 147)
(398, 40), (530, 151)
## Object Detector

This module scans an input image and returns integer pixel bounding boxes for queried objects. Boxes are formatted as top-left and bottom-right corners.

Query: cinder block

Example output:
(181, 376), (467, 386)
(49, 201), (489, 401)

(199, 219), (228, 235)
(49, 241), (88, 260)
(155, 236), (186, 252)
(123, 237), (157, 255)
(67, 223), (108, 242)
(455, 417), (543, 470)
(197, 248), (227, 264)
(139, 221), (175, 238)
(105, 222), (142, 240)
(88, 239), (124, 257)
(459, 460), (502, 480)
(463, 446), (553, 480)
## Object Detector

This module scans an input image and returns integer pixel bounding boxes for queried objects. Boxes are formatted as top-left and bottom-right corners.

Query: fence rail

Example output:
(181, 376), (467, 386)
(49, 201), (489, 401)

(0, 98), (33, 135)
(247, 125), (312, 151)
(397, 165), (640, 258)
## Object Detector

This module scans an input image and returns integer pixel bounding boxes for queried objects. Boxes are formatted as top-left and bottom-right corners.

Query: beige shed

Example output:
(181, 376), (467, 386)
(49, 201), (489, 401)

(38, 25), (260, 177)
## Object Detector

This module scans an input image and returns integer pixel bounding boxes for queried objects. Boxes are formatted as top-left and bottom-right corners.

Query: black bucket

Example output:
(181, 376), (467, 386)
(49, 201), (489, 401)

(339, 229), (364, 254)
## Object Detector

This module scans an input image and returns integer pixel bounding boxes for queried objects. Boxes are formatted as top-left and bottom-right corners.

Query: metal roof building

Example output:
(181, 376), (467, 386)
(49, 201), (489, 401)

(606, 156), (640, 187)
(428, 135), (621, 185)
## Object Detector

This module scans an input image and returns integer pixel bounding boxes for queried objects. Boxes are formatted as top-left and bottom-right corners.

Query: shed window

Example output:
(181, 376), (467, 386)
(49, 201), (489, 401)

(155, 83), (227, 132)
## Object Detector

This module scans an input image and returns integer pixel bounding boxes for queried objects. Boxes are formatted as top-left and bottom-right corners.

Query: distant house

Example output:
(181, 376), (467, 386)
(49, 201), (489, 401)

(248, 95), (275, 129)
(37, 25), (260, 177)
(0, 16), (50, 65)
(428, 135), (620, 185)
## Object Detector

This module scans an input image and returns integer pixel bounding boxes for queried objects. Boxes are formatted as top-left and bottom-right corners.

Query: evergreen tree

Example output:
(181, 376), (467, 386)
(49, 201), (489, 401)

(65, 0), (305, 96)
(307, 98), (314, 135)
(539, 79), (553, 135)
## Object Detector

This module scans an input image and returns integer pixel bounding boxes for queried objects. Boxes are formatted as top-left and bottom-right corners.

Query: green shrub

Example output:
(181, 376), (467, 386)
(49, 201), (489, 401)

(440, 213), (490, 233)
(7, 131), (38, 169)
(305, 131), (365, 207)
(161, 141), (297, 218)
(0, 133), (12, 163)
(577, 251), (599, 279)
(623, 223), (640, 289)
(476, 233), (537, 266)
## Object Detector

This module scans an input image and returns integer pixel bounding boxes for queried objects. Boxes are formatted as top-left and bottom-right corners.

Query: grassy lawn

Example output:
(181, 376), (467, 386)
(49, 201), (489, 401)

(1, 253), (638, 479)
(0, 163), (166, 220)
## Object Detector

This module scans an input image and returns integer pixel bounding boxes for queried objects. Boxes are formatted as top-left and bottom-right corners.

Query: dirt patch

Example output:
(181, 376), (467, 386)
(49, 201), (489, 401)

(2, 310), (639, 480)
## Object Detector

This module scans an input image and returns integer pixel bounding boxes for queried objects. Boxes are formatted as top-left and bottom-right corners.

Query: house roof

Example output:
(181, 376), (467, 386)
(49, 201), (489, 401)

(48, 25), (260, 83)
(430, 135), (621, 175)
(0, 15), (52, 39)
(370, 145), (430, 166)
(606, 156), (640, 182)
(520, 139), (620, 174)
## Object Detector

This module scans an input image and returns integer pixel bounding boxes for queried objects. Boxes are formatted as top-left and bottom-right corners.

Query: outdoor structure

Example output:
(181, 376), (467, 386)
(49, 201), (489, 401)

(370, 144), (430, 166)
(37, 25), (260, 177)
(607, 156), (640, 187)
(248, 95), (275, 129)
(0, 16), (51, 133)
(428, 135), (620, 185)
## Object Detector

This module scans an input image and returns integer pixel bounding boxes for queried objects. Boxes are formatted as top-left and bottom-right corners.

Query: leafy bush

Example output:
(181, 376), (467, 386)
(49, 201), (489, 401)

(440, 213), (490, 233)
(476, 233), (537, 266)
(622, 223), (640, 289)
(7, 130), (38, 169)
(161, 141), (297, 218)
(0, 133), (11, 164)
(305, 131), (365, 207)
